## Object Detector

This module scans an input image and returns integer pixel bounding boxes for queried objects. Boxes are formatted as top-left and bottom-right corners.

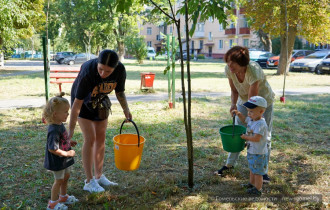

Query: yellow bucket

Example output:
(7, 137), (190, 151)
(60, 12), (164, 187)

(113, 120), (145, 171)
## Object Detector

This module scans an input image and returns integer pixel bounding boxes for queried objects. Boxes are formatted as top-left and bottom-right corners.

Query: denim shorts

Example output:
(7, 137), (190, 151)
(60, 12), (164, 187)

(247, 153), (268, 175)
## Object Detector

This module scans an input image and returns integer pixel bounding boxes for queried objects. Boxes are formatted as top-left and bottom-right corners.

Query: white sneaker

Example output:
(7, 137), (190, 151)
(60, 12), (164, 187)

(95, 174), (118, 186)
(83, 178), (105, 193)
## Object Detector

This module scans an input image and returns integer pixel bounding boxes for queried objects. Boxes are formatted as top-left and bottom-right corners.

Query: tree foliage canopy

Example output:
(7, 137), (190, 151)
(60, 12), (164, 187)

(0, 0), (45, 49)
(242, 0), (330, 44)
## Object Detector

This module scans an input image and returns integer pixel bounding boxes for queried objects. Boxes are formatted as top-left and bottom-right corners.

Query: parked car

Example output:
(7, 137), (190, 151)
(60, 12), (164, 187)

(315, 58), (330, 74)
(266, 50), (314, 69)
(147, 47), (156, 60)
(249, 50), (274, 68)
(25, 54), (32, 59)
(33, 54), (42, 59)
(55, 51), (75, 64)
(11, 54), (21, 58)
(289, 50), (330, 72)
(50, 51), (56, 60)
(63, 53), (98, 65)
(182, 52), (190, 60)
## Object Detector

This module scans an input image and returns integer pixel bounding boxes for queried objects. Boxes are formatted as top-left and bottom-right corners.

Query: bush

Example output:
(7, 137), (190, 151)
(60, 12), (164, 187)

(272, 36), (306, 55)
(197, 54), (205, 59)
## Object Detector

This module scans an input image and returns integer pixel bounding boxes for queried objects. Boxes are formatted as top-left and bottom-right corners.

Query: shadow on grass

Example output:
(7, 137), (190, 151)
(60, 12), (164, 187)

(0, 95), (328, 209)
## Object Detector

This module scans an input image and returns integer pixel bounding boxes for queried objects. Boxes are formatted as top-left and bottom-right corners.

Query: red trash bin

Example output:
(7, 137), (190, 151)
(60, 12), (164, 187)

(140, 72), (155, 89)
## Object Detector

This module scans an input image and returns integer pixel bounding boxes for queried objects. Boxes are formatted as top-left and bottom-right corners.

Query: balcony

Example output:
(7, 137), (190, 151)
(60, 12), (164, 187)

(239, 27), (250, 34)
(225, 28), (236, 35)
(194, 31), (205, 38)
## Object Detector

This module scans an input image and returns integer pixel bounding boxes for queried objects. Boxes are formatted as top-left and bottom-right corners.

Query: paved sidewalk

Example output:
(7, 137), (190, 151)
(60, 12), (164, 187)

(0, 87), (329, 109)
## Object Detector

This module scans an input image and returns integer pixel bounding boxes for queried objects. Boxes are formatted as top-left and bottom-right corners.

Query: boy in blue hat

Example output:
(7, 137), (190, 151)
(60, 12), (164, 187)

(232, 96), (268, 196)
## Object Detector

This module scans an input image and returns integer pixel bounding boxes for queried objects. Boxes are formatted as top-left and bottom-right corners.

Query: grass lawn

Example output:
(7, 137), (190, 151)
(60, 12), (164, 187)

(0, 59), (329, 99)
(0, 93), (329, 209)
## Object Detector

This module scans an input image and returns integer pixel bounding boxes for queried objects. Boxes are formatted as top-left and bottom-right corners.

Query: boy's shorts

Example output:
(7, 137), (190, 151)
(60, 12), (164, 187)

(247, 153), (268, 175)
(52, 167), (71, 180)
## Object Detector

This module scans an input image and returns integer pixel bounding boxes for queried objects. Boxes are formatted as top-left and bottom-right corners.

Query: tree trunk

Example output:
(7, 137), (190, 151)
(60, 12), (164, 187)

(31, 37), (35, 60)
(184, 1), (194, 189)
(277, 26), (297, 75)
(0, 52), (4, 66)
(117, 41), (125, 62)
(257, 29), (272, 52)
(0, 37), (5, 66)
(96, 45), (101, 55)
(0, 38), (3, 66)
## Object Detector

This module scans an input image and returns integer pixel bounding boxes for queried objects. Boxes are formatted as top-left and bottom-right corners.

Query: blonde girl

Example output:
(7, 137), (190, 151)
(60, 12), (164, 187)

(43, 92), (78, 210)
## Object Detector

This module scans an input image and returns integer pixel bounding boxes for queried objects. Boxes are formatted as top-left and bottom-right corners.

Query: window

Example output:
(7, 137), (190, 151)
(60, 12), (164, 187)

(208, 32), (212, 41)
(229, 39), (234, 48)
(219, 23), (224, 31)
(242, 18), (249, 28)
(191, 41), (195, 50)
(219, 40), (223, 49)
(200, 40), (203, 49)
(147, 41), (152, 47)
(243, 39), (249, 47)
(294, 51), (304, 57)
(170, 26), (173, 34)
(230, 21), (235, 29)
(197, 23), (204, 32)
(147, 27), (152, 35)
(156, 35), (160, 41)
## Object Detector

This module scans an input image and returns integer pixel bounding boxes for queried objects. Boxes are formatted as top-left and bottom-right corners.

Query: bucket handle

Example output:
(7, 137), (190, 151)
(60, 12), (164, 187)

(119, 119), (141, 147)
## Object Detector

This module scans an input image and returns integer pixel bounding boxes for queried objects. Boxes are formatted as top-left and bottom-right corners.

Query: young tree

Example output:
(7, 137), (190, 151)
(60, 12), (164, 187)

(118, 0), (232, 188)
(242, 0), (330, 75)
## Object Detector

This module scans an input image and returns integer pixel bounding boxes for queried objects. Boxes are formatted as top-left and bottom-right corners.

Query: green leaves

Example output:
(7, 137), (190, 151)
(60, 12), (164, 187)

(176, 0), (231, 36)
(163, 65), (171, 75)
(242, 0), (330, 44)
(0, 0), (45, 49)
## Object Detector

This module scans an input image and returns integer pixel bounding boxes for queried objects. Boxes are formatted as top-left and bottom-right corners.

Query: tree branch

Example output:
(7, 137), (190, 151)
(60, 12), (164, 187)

(149, 0), (176, 22)
(168, 0), (175, 20)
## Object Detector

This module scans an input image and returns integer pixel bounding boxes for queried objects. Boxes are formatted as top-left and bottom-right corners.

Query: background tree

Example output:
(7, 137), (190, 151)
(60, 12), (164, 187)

(257, 29), (272, 52)
(125, 35), (148, 64)
(0, 0), (45, 65)
(57, 0), (107, 54)
(19, 34), (42, 58)
(54, 0), (144, 61)
(242, 0), (330, 75)
(44, 0), (62, 55)
(104, 0), (145, 61)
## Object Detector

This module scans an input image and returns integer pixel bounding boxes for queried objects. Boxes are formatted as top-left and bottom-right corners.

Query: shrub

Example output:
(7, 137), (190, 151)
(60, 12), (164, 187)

(197, 54), (205, 59)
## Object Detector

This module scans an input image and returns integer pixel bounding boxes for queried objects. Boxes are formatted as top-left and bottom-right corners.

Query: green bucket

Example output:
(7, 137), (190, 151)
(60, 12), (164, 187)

(219, 125), (246, 152)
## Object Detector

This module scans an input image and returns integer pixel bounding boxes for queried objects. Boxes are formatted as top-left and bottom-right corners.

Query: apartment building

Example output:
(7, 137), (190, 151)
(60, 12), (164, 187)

(140, 7), (260, 59)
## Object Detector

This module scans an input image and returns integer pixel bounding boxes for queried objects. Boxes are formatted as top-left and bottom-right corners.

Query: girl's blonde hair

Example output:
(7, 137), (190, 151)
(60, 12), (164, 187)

(42, 92), (70, 124)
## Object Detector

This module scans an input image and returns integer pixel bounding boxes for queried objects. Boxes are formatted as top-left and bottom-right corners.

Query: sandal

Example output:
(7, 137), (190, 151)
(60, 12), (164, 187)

(58, 195), (79, 204)
(47, 200), (68, 210)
